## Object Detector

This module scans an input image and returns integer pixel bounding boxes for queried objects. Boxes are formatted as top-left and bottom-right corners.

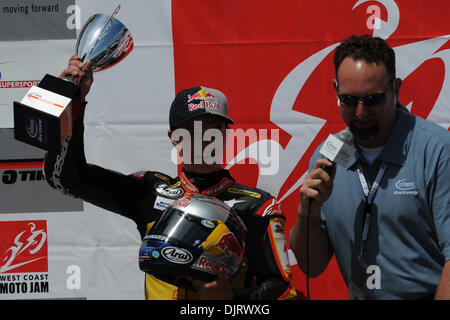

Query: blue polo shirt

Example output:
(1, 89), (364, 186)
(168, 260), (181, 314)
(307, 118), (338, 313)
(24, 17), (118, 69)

(311, 108), (450, 299)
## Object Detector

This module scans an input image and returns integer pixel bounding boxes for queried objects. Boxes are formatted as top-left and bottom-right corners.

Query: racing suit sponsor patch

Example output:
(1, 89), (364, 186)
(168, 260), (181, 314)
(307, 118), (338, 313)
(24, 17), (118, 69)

(227, 187), (261, 198)
(153, 196), (174, 211)
(155, 182), (185, 198)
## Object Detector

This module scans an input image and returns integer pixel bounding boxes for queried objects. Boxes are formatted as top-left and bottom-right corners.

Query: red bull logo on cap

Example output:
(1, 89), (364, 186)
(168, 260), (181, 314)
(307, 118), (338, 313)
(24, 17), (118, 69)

(187, 89), (216, 103)
(215, 232), (243, 258)
(188, 101), (219, 112)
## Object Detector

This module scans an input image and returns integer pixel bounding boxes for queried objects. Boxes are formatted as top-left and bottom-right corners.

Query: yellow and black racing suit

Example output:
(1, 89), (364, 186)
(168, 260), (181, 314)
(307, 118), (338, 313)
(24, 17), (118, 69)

(43, 105), (296, 300)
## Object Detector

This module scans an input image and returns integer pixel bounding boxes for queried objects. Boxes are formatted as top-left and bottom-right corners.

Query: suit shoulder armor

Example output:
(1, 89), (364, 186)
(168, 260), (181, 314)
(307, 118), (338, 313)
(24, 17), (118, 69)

(229, 183), (283, 218)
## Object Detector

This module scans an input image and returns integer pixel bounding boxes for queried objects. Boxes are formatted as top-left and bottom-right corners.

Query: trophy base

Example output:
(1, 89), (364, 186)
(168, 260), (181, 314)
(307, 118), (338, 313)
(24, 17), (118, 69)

(13, 74), (78, 152)
(13, 102), (62, 152)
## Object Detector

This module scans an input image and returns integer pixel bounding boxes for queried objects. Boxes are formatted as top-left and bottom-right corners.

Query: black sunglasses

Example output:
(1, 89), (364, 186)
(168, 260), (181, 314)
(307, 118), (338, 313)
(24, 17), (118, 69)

(336, 79), (395, 107)
(338, 92), (388, 107)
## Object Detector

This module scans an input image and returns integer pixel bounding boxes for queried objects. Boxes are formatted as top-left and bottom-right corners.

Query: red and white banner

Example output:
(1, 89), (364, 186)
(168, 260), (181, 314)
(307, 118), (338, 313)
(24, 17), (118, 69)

(1, 0), (449, 299)
(171, 0), (450, 299)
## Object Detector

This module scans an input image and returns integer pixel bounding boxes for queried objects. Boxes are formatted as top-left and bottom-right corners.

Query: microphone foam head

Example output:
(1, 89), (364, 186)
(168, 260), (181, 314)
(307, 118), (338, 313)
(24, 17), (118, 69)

(335, 128), (354, 145)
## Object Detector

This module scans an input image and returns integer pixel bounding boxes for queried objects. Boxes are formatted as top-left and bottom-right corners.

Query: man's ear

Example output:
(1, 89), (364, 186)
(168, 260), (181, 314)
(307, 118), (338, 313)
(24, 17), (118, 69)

(394, 78), (402, 97)
(333, 79), (340, 107)
(332, 79), (338, 90)
(392, 78), (402, 106)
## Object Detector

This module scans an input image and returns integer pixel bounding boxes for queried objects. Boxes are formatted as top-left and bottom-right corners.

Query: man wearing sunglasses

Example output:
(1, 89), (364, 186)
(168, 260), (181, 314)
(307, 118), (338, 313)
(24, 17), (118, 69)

(290, 35), (450, 299)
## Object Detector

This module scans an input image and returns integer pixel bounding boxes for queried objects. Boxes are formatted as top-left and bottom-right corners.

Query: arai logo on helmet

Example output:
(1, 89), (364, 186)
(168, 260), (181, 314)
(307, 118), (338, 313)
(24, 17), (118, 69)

(201, 219), (216, 229)
(161, 246), (193, 264)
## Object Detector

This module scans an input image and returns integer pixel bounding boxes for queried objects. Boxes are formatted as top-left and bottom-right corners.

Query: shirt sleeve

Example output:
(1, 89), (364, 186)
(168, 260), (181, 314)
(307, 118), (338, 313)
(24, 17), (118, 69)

(431, 147), (450, 262)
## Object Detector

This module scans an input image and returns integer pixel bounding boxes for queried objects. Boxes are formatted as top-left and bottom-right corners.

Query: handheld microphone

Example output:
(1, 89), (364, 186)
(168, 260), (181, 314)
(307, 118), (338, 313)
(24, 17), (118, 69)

(304, 128), (355, 300)
(318, 128), (356, 172)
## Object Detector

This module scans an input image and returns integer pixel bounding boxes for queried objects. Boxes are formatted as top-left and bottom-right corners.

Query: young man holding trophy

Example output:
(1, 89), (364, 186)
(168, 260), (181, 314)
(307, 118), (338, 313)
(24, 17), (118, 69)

(42, 42), (296, 300)
(10, 7), (295, 300)
(42, 54), (296, 300)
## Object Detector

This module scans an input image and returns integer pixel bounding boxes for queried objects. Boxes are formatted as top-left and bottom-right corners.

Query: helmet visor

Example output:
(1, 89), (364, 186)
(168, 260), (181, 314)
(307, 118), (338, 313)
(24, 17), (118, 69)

(148, 207), (217, 248)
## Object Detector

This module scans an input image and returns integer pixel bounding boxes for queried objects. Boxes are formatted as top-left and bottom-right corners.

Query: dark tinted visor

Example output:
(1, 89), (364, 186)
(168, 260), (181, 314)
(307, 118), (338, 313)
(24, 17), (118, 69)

(148, 208), (217, 248)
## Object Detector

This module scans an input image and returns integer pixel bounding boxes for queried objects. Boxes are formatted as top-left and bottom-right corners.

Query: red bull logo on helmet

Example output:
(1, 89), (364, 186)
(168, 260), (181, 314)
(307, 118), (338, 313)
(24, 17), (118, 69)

(195, 256), (235, 279)
(215, 232), (243, 258)
(172, 196), (191, 208)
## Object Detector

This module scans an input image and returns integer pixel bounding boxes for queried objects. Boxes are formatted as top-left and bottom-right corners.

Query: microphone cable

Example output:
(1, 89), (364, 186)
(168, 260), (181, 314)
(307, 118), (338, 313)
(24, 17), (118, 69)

(305, 198), (313, 300)
(305, 164), (335, 300)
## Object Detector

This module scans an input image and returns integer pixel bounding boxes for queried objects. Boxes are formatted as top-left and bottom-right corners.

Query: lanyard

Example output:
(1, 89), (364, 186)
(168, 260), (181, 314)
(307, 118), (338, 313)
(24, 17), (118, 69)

(356, 161), (388, 243)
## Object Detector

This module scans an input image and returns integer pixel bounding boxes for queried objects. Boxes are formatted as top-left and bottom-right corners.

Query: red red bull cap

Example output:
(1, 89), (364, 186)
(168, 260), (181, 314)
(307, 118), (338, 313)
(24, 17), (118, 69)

(169, 86), (234, 130)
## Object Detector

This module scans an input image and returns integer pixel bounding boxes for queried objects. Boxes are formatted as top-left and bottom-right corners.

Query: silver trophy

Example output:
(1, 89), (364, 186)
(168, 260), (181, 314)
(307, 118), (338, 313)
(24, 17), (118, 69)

(75, 8), (134, 72)
(13, 6), (134, 151)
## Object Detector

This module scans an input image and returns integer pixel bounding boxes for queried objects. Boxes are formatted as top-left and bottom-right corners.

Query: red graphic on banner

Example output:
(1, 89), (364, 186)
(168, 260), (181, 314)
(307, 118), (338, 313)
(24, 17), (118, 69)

(0, 221), (48, 274)
(173, 0), (450, 299)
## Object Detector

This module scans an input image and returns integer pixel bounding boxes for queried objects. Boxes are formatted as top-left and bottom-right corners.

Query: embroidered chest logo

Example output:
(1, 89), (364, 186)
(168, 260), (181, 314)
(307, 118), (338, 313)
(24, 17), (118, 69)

(393, 179), (419, 195)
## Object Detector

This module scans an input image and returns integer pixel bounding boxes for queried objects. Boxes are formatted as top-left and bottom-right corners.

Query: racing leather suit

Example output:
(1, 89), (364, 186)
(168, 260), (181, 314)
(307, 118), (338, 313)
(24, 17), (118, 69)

(43, 105), (296, 300)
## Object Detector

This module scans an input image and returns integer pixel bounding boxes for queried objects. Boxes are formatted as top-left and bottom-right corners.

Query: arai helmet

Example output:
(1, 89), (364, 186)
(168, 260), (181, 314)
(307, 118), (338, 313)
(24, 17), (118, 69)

(139, 194), (247, 290)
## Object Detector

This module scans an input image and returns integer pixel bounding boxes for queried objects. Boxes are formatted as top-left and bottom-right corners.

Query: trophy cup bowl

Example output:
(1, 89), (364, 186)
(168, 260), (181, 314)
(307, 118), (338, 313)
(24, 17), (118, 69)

(13, 10), (134, 151)
(75, 13), (134, 72)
